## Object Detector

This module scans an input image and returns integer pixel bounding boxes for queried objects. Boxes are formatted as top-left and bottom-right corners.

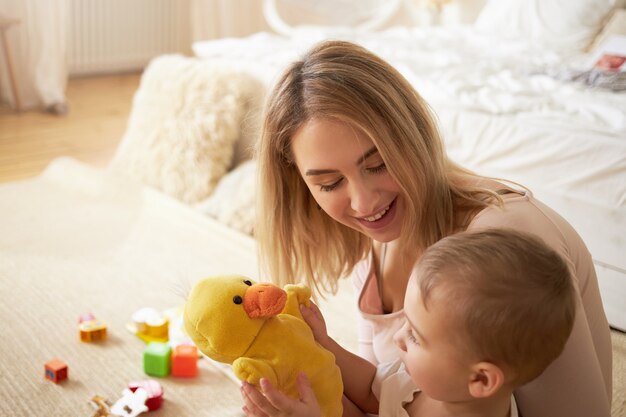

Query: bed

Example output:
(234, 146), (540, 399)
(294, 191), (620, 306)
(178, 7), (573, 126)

(189, 0), (626, 332)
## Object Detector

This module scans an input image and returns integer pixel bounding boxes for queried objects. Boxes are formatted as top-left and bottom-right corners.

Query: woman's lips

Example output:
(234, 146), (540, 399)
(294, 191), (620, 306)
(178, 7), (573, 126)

(357, 198), (397, 230)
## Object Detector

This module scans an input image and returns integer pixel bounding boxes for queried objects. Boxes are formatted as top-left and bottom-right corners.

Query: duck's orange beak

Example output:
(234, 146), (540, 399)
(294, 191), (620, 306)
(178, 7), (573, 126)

(243, 283), (287, 318)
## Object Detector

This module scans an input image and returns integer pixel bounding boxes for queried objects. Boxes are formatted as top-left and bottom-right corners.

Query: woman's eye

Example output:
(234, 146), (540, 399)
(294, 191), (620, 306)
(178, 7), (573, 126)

(367, 162), (386, 174)
(319, 178), (343, 192)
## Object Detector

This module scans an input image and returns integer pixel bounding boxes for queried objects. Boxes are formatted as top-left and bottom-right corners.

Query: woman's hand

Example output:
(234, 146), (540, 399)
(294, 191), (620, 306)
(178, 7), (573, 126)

(299, 302), (331, 346)
(241, 372), (321, 417)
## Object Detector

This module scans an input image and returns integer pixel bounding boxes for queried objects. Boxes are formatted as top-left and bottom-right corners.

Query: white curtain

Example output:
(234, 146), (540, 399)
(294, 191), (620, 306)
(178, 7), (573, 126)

(0, 0), (69, 113)
(190, 0), (269, 43)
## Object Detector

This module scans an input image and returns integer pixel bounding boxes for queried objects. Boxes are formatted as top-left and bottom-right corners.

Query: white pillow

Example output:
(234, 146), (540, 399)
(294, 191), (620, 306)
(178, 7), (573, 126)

(110, 55), (263, 204)
(194, 159), (257, 236)
(474, 0), (614, 52)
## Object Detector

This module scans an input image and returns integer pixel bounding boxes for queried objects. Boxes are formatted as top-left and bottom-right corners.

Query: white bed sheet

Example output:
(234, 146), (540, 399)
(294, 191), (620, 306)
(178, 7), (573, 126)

(193, 26), (626, 329)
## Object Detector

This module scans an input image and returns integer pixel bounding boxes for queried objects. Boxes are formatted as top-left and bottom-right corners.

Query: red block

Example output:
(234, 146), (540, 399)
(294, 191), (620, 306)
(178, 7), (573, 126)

(45, 359), (68, 383)
(172, 344), (198, 377)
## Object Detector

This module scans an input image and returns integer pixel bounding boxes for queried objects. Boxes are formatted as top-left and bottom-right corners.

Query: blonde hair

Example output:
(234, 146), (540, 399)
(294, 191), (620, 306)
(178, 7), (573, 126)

(256, 40), (502, 295)
(415, 229), (576, 385)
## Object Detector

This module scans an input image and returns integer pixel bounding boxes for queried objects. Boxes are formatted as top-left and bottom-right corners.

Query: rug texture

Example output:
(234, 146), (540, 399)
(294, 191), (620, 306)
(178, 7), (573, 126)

(0, 158), (356, 417)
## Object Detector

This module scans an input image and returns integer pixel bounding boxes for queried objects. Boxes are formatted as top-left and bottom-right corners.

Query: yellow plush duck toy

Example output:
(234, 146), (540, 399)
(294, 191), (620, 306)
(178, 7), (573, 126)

(184, 275), (343, 417)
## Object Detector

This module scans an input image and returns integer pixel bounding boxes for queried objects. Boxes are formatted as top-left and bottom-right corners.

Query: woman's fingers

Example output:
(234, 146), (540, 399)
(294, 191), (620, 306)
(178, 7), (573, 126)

(300, 302), (325, 328)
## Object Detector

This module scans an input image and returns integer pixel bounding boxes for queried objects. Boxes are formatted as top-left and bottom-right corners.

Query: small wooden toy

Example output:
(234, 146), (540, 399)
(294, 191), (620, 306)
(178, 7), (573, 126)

(128, 379), (164, 411)
(79, 319), (107, 342)
(44, 358), (68, 383)
(110, 388), (149, 417)
(89, 395), (111, 417)
(143, 342), (171, 377)
(131, 307), (169, 343)
(172, 344), (198, 377)
(144, 318), (168, 339)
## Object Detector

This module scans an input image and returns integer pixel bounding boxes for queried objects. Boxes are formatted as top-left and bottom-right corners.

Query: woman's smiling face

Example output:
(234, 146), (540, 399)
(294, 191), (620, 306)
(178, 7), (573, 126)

(291, 118), (404, 242)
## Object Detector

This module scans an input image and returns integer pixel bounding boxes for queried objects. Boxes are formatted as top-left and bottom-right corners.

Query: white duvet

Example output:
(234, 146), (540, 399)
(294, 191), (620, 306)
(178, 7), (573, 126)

(194, 26), (625, 208)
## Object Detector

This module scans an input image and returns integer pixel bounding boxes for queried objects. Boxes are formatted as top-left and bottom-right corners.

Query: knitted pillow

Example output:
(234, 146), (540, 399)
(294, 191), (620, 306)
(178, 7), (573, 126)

(110, 55), (263, 204)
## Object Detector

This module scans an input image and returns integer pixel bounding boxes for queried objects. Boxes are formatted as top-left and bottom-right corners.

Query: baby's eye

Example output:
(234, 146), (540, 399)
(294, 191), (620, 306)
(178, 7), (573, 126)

(407, 329), (420, 345)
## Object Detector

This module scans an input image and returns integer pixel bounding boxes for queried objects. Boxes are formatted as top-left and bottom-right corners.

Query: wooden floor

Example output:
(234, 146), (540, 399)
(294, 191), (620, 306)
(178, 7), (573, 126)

(0, 72), (142, 183)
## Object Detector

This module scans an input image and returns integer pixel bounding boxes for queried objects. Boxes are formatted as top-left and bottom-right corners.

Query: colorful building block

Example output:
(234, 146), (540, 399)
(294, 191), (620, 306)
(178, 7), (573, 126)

(172, 344), (198, 377)
(132, 307), (169, 343)
(44, 358), (68, 383)
(129, 379), (164, 411)
(143, 342), (171, 377)
(79, 319), (107, 342)
(144, 319), (168, 339)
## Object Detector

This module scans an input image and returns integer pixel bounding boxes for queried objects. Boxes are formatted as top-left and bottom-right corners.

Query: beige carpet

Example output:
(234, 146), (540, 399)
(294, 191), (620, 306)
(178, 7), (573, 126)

(0, 158), (357, 417)
(0, 157), (623, 416)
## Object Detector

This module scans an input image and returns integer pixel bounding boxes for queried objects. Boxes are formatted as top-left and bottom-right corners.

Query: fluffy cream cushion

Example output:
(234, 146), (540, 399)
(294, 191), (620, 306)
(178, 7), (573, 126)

(195, 159), (257, 236)
(110, 54), (264, 204)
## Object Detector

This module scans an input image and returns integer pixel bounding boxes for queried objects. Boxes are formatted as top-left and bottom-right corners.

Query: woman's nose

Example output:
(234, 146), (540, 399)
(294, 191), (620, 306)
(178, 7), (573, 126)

(349, 180), (379, 216)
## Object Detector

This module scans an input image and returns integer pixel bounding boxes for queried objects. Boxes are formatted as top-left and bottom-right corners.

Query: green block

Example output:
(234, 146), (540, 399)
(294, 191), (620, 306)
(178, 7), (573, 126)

(143, 342), (172, 377)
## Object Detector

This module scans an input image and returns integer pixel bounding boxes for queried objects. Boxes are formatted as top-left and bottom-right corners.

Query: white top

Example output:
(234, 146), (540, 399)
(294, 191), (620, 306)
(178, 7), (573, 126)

(373, 360), (518, 417)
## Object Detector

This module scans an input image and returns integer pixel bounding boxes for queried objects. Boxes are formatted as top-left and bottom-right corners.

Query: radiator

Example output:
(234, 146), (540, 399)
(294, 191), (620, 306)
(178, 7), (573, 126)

(69, 0), (190, 76)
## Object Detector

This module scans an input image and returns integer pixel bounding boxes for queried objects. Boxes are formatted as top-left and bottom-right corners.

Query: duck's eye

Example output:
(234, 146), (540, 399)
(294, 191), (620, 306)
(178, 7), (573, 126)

(243, 280), (252, 286)
(233, 295), (243, 304)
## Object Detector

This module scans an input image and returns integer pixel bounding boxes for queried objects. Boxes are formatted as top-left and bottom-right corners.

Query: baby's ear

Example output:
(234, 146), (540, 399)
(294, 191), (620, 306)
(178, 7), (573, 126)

(467, 362), (504, 399)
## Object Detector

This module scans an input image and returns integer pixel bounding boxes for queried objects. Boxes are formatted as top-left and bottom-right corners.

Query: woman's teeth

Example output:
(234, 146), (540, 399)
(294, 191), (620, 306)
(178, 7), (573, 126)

(364, 205), (390, 222)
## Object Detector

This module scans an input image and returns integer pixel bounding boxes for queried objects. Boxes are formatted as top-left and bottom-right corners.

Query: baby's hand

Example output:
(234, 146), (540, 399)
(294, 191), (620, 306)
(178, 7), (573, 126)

(241, 372), (321, 417)
(299, 302), (330, 346)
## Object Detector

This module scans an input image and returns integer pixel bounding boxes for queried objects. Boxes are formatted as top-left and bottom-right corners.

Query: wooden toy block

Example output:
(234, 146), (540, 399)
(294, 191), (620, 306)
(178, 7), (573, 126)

(145, 319), (168, 339)
(79, 319), (107, 342)
(132, 307), (159, 334)
(128, 379), (164, 411)
(131, 307), (169, 343)
(143, 342), (171, 377)
(44, 358), (68, 383)
(172, 344), (198, 377)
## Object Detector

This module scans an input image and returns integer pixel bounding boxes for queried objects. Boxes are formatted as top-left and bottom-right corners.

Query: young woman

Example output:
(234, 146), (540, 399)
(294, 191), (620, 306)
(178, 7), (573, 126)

(253, 40), (612, 416)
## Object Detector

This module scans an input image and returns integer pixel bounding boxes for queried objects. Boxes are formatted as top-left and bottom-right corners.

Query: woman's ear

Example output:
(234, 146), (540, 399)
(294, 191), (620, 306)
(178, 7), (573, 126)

(468, 362), (505, 398)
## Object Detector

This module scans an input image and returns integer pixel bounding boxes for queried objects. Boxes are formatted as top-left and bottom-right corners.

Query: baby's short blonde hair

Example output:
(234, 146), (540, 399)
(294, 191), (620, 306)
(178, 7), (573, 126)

(414, 229), (576, 385)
